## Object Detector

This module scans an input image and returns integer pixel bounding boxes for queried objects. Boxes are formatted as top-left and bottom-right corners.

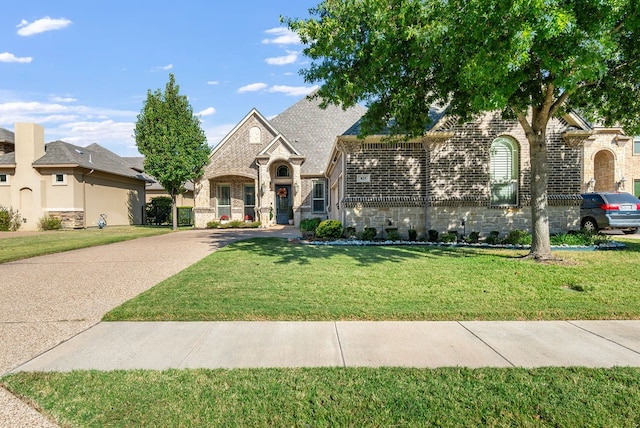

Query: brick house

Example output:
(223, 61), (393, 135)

(195, 95), (640, 238)
(193, 96), (366, 228)
(0, 123), (148, 230)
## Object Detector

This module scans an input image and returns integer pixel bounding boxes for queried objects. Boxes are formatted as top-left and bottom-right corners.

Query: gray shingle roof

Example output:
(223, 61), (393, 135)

(0, 152), (15, 165)
(343, 105), (447, 136)
(0, 128), (14, 143)
(32, 141), (148, 181)
(123, 156), (194, 191)
(270, 94), (366, 175)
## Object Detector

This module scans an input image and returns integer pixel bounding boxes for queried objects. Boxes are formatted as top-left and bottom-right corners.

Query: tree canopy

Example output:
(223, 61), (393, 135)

(287, 0), (640, 259)
(135, 73), (210, 230)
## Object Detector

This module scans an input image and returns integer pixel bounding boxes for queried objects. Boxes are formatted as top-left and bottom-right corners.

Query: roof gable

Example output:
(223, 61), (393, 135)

(269, 94), (366, 175)
(210, 108), (278, 157)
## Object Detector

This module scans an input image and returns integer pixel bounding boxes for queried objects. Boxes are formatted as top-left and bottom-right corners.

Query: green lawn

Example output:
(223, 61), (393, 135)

(4, 367), (640, 427)
(4, 235), (640, 427)
(104, 237), (640, 321)
(0, 226), (172, 263)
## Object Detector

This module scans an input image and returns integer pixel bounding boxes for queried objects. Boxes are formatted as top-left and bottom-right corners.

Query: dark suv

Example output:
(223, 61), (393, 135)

(580, 192), (640, 234)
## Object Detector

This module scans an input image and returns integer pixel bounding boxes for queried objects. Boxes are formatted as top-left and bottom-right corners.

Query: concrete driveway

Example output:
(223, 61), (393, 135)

(0, 226), (296, 426)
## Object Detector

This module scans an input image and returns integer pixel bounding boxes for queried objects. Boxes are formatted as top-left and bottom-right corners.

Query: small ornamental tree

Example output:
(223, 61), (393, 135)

(135, 73), (210, 230)
(287, 0), (640, 260)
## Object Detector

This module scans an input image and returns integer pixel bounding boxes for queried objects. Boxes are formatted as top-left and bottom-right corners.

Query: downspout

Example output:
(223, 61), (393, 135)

(82, 169), (94, 228)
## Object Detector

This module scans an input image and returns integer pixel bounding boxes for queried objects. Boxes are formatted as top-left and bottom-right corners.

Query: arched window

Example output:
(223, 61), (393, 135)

(276, 165), (290, 178)
(490, 137), (519, 206)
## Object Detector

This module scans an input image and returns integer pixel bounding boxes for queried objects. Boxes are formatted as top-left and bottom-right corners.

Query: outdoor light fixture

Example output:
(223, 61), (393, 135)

(588, 177), (596, 192)
(294, 182), (299, 193)
(261, 182), (266, 195)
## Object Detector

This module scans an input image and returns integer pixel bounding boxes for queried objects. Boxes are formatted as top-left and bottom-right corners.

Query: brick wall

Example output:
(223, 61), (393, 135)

(339, 112), (583, 236)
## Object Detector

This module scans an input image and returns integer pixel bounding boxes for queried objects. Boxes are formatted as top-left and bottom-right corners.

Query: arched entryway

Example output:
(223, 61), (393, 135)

(593, 150), (615, 192)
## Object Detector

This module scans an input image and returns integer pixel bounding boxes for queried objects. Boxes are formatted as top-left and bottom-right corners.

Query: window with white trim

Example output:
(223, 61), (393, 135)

(53, 173), (67, 185)
(0, 173), (8, 185)
(634, 136), (640, 155)
(217, 184), (231, 218)
(490, 137), (519, 206)
(312, 180), (326, 212)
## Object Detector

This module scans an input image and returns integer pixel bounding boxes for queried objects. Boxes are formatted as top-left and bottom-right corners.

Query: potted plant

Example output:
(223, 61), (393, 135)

(220, 214), (229, 224)
(244, 214), (253, 223)
(288, 206), (294, 225)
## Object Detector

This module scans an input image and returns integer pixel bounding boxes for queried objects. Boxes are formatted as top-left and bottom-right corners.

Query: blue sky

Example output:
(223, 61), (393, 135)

(0, 1), (321, 156)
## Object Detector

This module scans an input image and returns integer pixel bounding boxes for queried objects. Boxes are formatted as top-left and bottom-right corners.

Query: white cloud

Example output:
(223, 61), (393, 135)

(55, 120), (138, 155)
(237, 83), (268, 93)
(0, 52), (33, 63)
(17, 17), (72, 36)
(206, 81), (219, 85)
(152, 64), (173, 71)
(197, 107), (216, 116)
(262, 27), (300, 45)
(265, 51), (298, 66)
(50, 96), (77, 103)
(268, 85), (320, 97)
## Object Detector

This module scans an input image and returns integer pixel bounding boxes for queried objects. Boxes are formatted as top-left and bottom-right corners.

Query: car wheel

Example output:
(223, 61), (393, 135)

(581, 218), (598, 232)
(623, 228), (638, 235)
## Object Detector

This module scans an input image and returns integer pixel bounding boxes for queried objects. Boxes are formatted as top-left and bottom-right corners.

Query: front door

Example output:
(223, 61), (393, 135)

(275, 185), (291, 224)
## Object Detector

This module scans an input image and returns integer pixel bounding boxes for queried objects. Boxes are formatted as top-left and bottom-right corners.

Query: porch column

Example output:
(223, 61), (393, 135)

(291, 159), (303, 225)
(257, 158), (272, 226)
(193, 178), (214, 228)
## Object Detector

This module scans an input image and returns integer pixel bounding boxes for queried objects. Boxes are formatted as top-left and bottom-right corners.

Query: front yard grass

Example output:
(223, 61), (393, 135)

(4, 236), (640, 426)
(0, 226), (172, 263)
(4, 367), (640, 427)
(104, 237), (640, 321)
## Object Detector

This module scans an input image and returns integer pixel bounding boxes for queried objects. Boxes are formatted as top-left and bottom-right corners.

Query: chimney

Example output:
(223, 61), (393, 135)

(15, 123), (45, 165)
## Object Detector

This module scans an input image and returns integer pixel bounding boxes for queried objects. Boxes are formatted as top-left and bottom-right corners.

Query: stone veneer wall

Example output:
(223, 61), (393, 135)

(48, 210), (84, 229)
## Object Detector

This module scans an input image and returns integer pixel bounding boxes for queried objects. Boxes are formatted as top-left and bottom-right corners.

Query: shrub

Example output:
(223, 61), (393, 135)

(343, 226), (357, 239)
(38, 215), (62, 230)
(146, 196), (172, 225)
(485, 231), (501, 245)
(300, 217), (322, 233)
(427, 229), (439, 242)
(440, 231), (457, 243)
(465, 231), (480, 243)
(386, 228), (400, 241)
(502, 230), (532, 245)
(0, 206), (21, 231)
(361, 227), (377, 241)
(315, 219), (343, 240)
(408, 228), (417, 241)
(552, 231), (609, 246)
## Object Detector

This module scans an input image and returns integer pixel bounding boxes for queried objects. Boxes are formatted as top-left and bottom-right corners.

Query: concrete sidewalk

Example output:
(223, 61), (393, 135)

(13, 320), (640, 372)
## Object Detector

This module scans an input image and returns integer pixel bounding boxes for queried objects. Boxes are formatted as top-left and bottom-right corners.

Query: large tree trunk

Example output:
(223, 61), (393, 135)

(528, 132), (553, 259)
(171, 193), (178, 231)
(526, 111), (553, 260)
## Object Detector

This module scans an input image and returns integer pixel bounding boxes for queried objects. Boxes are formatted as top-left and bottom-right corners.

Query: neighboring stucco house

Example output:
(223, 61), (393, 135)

(194, 95), (640, 238)
(0, 123), (148, 230)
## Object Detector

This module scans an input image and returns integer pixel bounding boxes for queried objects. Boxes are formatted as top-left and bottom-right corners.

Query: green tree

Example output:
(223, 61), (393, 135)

(287, 0), (640, 260)
(135, 74), (210, 230)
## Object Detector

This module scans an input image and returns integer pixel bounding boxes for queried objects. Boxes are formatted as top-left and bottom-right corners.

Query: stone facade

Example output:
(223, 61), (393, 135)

(47, 210), (84, 229)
